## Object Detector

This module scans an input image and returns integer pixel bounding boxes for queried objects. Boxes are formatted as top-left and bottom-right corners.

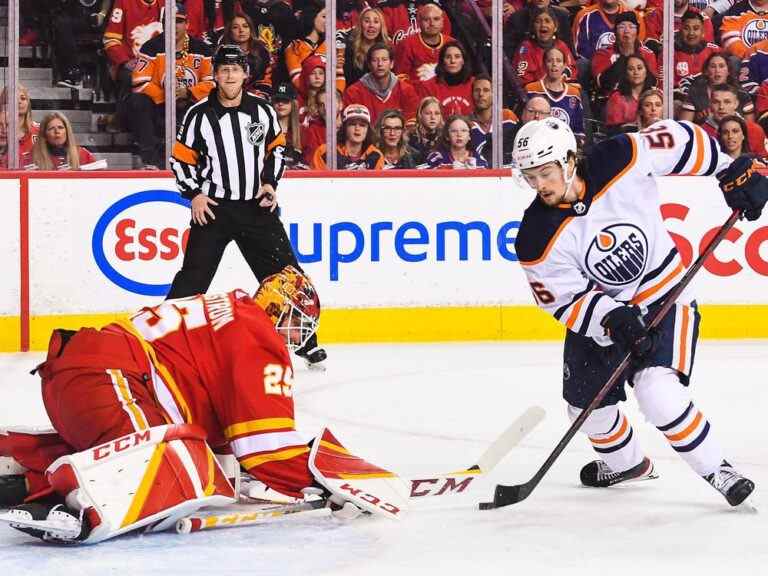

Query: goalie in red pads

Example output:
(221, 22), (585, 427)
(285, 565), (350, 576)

(0, 266), (408, 544)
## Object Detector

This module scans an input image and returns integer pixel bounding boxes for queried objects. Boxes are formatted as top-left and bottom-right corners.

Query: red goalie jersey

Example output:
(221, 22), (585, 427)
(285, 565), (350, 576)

(118, 290), (313, 497)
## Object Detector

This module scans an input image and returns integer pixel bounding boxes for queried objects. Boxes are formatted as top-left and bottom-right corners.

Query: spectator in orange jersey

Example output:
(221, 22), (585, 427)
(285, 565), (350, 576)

(127, 7), (214, 169)
(219, 11), (272, 96)
(592, 11), (658, 96)
(285, 4), (326, 88)
(29, 112), (101, 171)
(720, 0), (768, 59)
(678, 52), (754, 123)
(637, 88), (664, 129)
(416, 40), (475, 116)
(605, 54), (658, 133)
(425, 115), (488, 169)
(718, 114), (753, 158)
(513, 7), (575, 87)
(339, 7), (391, 87)
(343, 42), (420, 127)
(408, 95), (444, 162)
(312, 104), (385, 170)
(395, 3), (453, 83)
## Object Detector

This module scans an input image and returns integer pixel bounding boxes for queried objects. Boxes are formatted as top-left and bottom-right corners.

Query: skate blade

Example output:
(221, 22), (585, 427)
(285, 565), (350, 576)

(735, 497), (758, 513)
(304, 361), (326, 372)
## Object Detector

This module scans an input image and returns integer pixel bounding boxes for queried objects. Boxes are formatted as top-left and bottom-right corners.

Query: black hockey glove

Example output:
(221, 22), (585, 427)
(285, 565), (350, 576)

(716, 155), (768, 222)
(601, 306), (655, 361)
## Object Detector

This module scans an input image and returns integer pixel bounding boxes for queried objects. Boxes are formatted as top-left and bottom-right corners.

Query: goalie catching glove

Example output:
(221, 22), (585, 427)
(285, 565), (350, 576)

(716, 155), (768, 221)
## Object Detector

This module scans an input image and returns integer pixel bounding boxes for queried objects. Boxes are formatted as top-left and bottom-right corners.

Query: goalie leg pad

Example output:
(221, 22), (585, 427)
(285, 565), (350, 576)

(5, 424), (238, 544)
(308, 428), (409, 521)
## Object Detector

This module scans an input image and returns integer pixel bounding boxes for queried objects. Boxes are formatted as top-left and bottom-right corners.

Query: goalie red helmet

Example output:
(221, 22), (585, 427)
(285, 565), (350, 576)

(254, 266), (320, 351)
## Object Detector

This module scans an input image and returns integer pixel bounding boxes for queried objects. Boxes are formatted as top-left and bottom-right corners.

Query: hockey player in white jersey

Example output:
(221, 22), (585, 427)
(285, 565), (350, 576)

(512, 117), (768, 506)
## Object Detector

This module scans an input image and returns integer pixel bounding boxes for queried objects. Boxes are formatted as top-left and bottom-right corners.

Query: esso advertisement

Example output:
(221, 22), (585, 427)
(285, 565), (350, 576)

(93, 190), (191, 296)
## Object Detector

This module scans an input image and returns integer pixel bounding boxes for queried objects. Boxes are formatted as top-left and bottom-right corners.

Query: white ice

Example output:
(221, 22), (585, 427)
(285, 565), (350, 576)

(0, 341), (766, 576)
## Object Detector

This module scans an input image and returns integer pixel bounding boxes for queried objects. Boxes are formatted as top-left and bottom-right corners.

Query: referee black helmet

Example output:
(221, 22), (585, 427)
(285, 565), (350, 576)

(213, 44), (249, 73)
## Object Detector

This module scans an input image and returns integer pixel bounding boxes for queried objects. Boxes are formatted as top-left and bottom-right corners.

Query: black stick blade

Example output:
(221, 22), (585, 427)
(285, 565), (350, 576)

(478, 482), (531, 510)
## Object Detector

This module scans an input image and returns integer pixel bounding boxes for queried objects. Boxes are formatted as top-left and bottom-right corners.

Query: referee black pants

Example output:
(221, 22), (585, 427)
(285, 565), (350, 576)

(166, 199), (300, 300)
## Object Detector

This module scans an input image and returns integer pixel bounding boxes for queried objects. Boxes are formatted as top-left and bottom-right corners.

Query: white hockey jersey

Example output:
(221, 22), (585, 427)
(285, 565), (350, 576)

(515, 121), (733, 343)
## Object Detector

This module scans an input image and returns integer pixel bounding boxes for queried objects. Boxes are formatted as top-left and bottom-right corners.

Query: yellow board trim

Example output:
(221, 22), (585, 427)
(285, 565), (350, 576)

(121, 443), (167, 528)
(224, 418), (296, 440)
(241, 446), (310, 469)
(8, 304), (768, 354)
(0, 316), (20, 353)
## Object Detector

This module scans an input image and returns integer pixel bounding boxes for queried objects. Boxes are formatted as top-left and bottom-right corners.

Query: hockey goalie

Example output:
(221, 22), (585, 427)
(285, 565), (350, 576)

(0, 266), (410, 544)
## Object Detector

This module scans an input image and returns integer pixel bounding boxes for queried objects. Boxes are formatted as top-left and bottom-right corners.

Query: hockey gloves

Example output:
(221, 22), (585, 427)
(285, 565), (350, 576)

(716, 155), (768, 222)
(601, 306), (655, 362)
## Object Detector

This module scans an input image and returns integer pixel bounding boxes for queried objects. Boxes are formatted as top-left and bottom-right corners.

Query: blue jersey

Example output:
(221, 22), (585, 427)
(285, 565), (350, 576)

(525, 80), (585, 138)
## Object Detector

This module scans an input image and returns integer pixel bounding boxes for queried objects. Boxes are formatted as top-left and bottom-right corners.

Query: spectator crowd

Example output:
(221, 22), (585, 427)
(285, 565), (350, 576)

(7, 0), (768, 171)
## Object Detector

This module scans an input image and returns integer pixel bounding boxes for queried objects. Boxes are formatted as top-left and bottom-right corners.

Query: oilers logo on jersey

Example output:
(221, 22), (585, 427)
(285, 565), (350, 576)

(585, 224), (648, 286)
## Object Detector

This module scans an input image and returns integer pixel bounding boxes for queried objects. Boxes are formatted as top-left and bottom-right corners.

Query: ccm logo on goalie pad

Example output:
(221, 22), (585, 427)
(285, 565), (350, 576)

(410, 475), (475, 498)
(92, 430), (152, 461)
(338, 483), (402, 516)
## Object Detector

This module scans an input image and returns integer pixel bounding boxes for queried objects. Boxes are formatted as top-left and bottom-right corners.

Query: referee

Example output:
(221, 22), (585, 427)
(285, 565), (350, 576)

(168, 44), (326, 367)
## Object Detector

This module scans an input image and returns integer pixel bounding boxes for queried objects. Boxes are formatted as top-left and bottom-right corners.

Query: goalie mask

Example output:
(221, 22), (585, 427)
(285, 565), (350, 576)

(254, 266), (320, 351)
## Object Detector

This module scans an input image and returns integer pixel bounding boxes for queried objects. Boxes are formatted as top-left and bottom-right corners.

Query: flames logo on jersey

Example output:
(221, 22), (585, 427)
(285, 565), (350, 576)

(584, 224), (648, 286)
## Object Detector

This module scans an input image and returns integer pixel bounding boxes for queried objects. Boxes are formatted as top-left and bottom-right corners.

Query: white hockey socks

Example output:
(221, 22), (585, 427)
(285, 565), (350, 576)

(633, 367), (724, 477)
(568, 404), (645, 474)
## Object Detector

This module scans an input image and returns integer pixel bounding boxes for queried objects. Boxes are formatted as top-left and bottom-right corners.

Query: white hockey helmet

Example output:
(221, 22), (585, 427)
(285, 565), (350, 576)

(512, 117), (577, 172)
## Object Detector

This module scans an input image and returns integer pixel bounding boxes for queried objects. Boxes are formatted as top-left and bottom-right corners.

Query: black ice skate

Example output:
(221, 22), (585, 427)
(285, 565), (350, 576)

(295, 334), (327, 370)
(2, 501), (89, 543)
(580, 457), (658, 488)
(704, 460), (755, 506)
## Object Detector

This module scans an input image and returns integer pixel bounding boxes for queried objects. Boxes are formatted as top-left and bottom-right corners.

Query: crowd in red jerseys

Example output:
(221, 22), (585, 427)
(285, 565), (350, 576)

(10, 0), (768, 171)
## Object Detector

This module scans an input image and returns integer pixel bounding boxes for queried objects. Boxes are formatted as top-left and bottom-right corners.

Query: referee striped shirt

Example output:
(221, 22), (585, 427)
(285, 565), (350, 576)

(171, 91), (286, 202)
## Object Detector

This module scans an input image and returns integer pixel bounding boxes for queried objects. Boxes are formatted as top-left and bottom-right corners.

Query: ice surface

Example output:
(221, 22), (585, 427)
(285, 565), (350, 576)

(0, 341), (765, 575)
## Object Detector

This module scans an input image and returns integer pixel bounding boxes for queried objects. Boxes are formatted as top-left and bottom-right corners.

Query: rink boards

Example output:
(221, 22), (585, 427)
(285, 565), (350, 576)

(1, 170), (768, 351)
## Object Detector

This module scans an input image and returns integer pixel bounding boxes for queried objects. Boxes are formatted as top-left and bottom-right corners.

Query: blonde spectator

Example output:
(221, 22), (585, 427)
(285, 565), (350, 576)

(408, 96), (444, 162)
(302, 87), (341, 165)
(0, 84), (39, 166)
(638, 88), (664, 129)
(30, 112), (101, 170)
(340, 7), (390, 86)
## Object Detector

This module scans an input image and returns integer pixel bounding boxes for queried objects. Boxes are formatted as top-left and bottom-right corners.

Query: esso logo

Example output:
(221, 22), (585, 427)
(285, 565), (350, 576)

(662, 203), (768, 276)
(92, 190), (191, 295)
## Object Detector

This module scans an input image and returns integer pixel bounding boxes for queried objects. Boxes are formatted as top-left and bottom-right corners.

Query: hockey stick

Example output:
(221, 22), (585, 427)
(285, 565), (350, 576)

(177, 406), (546, 533)
(479, 209), (742, 510)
